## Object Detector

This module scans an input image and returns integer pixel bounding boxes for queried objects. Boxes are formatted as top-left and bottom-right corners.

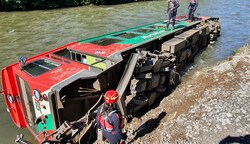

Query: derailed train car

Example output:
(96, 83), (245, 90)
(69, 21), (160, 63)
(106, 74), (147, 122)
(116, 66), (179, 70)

(1, 16), (220, 143)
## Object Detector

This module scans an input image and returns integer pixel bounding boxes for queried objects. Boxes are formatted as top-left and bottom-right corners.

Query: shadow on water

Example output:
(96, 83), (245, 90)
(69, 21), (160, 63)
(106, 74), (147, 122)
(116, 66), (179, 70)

(219, 135), (250, 144)
(128, 112), (166, 143)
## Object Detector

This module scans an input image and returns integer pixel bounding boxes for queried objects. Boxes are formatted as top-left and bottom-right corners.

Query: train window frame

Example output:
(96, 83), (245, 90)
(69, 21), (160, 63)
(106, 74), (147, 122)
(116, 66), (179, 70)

(133, 28), (155, 33)
(54, 48), (108, 70)
(114, 32), (140, 39)
(22, 59), (60, 77)
(76, 53), (81, 62)
(90, 38), (122, 46)
(82, 55), (87, 63)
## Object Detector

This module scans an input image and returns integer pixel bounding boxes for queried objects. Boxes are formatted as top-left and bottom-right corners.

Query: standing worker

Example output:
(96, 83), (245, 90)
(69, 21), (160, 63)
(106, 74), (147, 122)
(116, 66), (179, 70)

(166, 0), (180, 30)
(188, 0), (198, 21)
(96, 90), (125, 144)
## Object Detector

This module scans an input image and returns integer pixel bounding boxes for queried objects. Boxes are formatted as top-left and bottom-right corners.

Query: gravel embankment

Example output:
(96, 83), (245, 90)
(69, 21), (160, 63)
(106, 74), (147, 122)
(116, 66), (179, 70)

(125, 44), (250, 144)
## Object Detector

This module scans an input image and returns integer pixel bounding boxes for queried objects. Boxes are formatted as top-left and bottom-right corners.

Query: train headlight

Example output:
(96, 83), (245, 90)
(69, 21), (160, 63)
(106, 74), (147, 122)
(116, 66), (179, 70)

(7, 94), (14, 103)
(33, 89), (41, 101)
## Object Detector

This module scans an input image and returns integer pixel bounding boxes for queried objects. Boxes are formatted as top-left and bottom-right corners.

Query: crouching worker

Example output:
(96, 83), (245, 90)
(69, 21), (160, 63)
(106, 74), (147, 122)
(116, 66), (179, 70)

(96, 90), (125, 144)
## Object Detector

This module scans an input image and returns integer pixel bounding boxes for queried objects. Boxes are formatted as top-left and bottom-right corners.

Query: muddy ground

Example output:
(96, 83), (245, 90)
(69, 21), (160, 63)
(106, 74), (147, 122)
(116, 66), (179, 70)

(124, 44), (250, 144)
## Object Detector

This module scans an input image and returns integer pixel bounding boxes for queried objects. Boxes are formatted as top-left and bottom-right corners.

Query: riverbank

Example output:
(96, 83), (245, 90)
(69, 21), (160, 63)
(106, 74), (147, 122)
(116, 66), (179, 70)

(125, 43), (250, 143)
(0, 0), (148, 11)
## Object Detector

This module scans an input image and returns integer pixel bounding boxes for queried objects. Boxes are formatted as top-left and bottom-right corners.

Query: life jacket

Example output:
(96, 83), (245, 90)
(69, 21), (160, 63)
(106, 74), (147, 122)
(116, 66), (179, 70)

(97, 106), (121, 132)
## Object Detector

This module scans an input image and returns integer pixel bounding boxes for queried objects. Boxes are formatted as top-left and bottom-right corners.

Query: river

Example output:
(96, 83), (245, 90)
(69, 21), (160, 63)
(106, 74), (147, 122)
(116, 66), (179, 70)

(0, 0), (249, 143)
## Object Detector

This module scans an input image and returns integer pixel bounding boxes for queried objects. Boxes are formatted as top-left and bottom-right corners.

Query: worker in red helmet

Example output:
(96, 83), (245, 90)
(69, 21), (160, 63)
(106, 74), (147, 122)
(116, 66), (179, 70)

(96, 90), (124, 144)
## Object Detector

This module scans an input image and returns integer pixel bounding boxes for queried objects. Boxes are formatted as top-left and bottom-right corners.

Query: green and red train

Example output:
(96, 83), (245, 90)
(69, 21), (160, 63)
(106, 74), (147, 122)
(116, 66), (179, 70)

(1, 15), (220, 143)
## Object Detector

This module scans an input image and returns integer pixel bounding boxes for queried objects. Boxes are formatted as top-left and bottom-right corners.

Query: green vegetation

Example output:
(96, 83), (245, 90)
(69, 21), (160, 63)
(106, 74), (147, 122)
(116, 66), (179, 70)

(0, 0), (148, 11)
(0, 0), (90, 11)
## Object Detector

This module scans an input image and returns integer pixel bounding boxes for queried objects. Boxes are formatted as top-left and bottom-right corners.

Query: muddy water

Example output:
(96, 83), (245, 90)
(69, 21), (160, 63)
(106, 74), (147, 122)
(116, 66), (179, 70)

(0, 0), (249, 143)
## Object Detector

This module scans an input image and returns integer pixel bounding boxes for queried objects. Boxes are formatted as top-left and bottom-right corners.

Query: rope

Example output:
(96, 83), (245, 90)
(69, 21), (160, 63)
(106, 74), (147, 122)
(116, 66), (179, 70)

(78, 93), (104, 123)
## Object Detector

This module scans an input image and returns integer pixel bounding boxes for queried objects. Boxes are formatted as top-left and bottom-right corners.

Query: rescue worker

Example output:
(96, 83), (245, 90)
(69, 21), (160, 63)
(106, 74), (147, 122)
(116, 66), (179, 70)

(166, 0), (180, 30)
(188, 0), (198, 21)
(96, 90), (124, 144)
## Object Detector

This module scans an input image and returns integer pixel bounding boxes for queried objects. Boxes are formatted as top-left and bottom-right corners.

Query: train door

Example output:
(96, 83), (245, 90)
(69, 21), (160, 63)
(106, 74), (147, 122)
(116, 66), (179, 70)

(16, 76), (38, 134)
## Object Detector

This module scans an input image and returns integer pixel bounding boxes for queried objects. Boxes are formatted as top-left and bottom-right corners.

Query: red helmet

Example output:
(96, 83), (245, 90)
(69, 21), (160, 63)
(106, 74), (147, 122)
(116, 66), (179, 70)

(104, 90), (118, 104)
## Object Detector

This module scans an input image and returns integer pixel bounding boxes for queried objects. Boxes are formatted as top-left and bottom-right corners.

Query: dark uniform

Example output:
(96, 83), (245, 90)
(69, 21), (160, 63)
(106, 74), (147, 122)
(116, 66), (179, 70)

(166, 0), (179, 30)
(96, 103), (123, 144)
(188, 0), (198, 21)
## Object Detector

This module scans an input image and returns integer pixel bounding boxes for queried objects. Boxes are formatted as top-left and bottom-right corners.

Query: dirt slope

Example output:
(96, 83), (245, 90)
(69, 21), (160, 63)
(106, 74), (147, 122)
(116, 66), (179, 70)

(125, 44), (250, 144)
